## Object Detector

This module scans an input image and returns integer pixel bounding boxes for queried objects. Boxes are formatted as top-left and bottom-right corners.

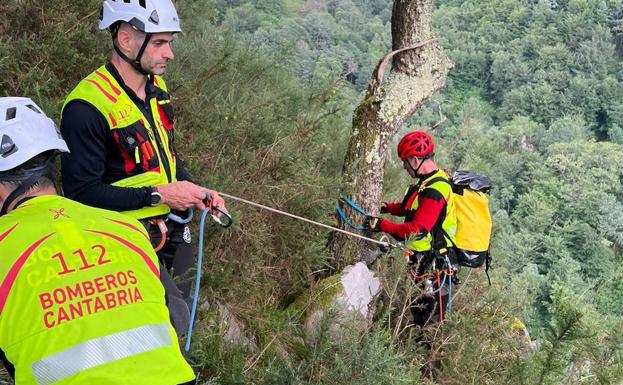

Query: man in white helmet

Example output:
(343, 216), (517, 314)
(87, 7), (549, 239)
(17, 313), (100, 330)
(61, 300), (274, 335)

(0, 97), (195, 384)
(60, 0), (226, 305)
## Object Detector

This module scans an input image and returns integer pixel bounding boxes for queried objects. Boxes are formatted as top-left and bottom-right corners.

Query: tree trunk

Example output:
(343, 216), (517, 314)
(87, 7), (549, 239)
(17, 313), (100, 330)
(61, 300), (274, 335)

(328, 0), (452, 268)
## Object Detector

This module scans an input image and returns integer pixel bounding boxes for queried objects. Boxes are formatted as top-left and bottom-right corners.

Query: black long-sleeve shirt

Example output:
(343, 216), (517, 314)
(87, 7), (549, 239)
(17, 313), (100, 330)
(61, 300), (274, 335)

(60, 63), (191, 212)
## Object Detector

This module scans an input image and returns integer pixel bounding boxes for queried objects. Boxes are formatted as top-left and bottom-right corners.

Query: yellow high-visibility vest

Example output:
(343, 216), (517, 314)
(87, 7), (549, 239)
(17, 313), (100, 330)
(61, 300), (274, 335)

(403, 170), (457, 252)
(0, 195), (195, 385)
(63, 65), (177, 219)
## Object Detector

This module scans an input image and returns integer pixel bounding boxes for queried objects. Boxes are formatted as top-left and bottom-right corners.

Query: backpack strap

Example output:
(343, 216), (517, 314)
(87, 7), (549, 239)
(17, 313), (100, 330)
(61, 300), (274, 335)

(485, 251), (492, 286)
(402, 175), (450, 209)
(424, 176), (451, 188)
(423, 176), (453, 251)
(438, 221), (492, 286)
(401, 184), (420, 209)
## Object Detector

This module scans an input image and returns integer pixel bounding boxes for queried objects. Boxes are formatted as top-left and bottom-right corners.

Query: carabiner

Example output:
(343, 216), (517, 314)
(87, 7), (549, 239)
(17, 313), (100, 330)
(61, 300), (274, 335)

(203, 190), (233, 228)
(210, 206), (233, 228)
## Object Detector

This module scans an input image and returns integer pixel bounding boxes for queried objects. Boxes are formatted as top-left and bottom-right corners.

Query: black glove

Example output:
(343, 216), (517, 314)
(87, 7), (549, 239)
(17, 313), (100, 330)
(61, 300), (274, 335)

(362, 216), (382, 232)
(380, 204), (388, 214)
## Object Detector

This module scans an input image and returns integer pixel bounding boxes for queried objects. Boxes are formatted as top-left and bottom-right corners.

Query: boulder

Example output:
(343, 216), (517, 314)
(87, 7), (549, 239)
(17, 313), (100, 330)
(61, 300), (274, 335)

(290, 262), (382, 342)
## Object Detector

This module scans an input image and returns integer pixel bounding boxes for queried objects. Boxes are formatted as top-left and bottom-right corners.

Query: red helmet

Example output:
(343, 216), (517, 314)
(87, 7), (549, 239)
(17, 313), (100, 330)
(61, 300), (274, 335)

(397, 131), (435, 159)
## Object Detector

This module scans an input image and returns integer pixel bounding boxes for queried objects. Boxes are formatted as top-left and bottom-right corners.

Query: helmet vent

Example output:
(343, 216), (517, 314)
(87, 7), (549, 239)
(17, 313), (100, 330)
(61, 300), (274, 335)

(148, 10), (159, 25)
(5, 108), (16, 121)
(25, 104), (41, 114)
(139, 0), (146, 8)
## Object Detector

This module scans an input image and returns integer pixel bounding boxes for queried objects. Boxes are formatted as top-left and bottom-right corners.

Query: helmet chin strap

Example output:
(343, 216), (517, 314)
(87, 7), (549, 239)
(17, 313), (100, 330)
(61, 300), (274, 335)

(0, 156), (54, 216)
(0, 171), (44, 216)
(111, 26), (153, 76)
(408, 155), (428, 178)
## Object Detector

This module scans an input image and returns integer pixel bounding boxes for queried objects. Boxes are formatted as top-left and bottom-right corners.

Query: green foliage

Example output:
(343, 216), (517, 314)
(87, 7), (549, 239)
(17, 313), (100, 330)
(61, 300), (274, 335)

(531, 288), (592, 385)
(424, 0), (623, 328)
(268, 322), (422, 385)
(210, 0), (392, 90)
(3, 0), (623, 383)
(0, 0), (106, 116)
(181, 0), (623, 380)
(399, 2), (623, 378)
(436, 0), (623, 136)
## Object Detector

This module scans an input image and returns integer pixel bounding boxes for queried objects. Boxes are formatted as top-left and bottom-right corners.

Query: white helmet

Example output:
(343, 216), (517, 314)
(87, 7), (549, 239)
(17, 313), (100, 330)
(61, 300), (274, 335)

(99, 0), (182, 33)
(0, 97), (69, 172)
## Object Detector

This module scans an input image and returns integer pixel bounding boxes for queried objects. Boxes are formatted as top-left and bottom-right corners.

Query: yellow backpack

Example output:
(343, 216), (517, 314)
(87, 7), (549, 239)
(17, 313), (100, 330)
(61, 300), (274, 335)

(435, 171), (493, 283)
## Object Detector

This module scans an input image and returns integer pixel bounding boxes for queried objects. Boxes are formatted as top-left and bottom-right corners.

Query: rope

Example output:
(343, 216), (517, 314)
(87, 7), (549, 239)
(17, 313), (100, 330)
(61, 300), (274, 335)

(184, 208), (210, 352)
(218, 191), (394, 248)
(184, 191), (397, 351)
(431, 272), (447, 294)
(436, 271), (443, 322)
(150, 219), (167, 253)
(168, 209), (194, 224)
(339, 194), (369, 216)
(447, 272), (453, 316)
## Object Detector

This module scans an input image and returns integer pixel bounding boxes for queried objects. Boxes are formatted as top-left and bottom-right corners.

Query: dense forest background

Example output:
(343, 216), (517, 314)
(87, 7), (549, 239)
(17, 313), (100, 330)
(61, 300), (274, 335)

(1, 0), (623, 383)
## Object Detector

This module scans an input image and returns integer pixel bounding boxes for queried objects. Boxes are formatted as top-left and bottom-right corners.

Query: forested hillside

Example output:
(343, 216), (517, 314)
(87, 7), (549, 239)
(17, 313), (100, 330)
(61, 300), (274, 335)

(1, 0), (623, 384)
(433, 0), (623, 322)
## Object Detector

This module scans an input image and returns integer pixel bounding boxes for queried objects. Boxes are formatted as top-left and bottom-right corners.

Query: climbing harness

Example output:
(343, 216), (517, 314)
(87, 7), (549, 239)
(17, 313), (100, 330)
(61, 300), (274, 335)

(408, 251), (457, 322)
(149, 210), (194, 253)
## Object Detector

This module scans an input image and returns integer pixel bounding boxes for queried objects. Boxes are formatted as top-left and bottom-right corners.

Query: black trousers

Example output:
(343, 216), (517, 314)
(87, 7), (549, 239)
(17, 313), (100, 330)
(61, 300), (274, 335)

(142, 219), (195, 300)
(410, 277), (450, 327)
(141, 218), (195, 337)
(409, 250), (456, 327)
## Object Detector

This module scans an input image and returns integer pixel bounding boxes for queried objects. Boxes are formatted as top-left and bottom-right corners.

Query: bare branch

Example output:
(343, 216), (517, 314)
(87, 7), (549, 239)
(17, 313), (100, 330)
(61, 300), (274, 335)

(369, 38), (438, 94)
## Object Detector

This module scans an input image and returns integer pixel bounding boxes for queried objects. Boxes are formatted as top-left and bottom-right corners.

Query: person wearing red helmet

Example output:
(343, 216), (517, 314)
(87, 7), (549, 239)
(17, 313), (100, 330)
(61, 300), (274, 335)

(366, 130), (458, 327)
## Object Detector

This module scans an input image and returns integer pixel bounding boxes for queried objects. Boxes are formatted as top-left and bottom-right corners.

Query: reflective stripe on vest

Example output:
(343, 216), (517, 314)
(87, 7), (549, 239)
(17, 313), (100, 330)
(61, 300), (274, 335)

(63, 65), (176, 219)
(405, 170), (457, 252)
(32, 323), (171, 385)
(0, 232), (54, 315)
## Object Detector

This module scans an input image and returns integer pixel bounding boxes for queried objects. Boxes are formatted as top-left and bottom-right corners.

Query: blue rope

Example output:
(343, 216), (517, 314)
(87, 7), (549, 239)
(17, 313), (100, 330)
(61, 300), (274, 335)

(184, 207), (210, 352)
(447, 274), (453, 316)
(431, 272), (447, 294)
(336, 201), (365, 230)
(335, 194), (370, 231)
(168, 208), (194, 224)
(339, 194), (368, 216)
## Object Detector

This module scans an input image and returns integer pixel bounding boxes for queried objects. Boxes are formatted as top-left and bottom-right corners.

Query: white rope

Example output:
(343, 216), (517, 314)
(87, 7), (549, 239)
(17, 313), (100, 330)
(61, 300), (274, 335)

(217, 191), (394, 248)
